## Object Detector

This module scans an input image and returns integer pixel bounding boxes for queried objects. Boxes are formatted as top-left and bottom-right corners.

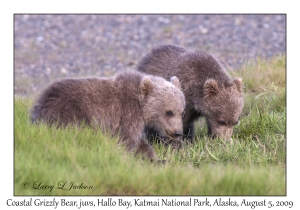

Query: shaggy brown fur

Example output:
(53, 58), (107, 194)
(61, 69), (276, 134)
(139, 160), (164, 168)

(137, 45), (244, 141)
(31, 71), (185, 160)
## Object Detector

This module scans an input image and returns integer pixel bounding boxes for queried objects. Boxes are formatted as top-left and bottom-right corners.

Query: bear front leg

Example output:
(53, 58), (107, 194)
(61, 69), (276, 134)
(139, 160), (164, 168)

(183, 122), (195, 142)
(206, 119), (213, 138)
(119, 128), (164, 163)
(136, 139), (160, 161)
(120, 135), (163, 163)
(136, 138), (166, 164)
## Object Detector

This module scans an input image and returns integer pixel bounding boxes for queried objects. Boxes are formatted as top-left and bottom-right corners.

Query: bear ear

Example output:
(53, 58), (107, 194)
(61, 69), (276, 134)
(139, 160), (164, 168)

(141, 77), (155, 98)
(204, 79), (219, 98)
(170, 76), (181, 89)
(233, 78), (243, 93)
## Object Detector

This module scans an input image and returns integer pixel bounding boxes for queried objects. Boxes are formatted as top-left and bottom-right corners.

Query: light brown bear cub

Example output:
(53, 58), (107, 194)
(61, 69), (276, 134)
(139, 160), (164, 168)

(31, 71), (185, 161)
(138, 45), (244, 142)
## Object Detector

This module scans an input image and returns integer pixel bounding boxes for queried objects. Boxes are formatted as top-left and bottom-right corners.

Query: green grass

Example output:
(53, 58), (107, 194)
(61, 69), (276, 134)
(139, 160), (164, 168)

(14, 54), (286, 195)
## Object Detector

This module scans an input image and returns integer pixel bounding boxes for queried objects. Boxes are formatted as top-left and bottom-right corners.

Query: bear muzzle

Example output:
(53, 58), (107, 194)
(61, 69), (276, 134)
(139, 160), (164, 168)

(173, 131), (184, 138)
(164, 130), (184, 139)
(208, 124), (233, 141)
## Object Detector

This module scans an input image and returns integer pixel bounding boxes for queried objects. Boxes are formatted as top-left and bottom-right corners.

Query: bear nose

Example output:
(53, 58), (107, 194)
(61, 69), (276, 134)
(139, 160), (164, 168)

(174, 132), (183, 137)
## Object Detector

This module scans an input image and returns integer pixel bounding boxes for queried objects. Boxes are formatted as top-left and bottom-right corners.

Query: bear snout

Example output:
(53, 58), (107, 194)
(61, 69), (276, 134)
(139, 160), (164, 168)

(208, 125), (233, 141)
(210, 133), (231, 141)
(164, 129), (183, 139)
(173, 131), (184, 137)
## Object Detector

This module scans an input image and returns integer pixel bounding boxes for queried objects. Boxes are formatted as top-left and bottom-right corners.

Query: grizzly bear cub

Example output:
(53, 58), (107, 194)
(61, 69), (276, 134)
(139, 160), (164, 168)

(31, 71), (185, 161)
(137, 45), (244, 141)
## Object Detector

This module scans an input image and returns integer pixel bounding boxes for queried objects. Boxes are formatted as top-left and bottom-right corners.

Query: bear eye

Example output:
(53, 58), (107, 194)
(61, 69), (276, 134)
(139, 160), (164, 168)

(217, 120), (226, 125)
(182, 111), (185, 117)
(166, 111), (174, 116)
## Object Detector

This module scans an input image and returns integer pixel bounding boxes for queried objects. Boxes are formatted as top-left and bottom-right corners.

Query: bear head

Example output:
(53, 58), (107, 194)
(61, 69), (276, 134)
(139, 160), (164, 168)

(201, 78), (244, 141)
(140, 75), (186, 139)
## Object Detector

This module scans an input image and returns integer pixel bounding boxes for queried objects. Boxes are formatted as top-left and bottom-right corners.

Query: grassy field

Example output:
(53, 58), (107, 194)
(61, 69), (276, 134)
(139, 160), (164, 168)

(14, 55), (286, 195)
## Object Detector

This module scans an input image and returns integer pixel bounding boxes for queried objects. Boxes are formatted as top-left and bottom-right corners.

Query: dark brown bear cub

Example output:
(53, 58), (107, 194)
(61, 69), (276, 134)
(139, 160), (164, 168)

(31, 71), (185, 161)
(137, 45), (244, 141)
